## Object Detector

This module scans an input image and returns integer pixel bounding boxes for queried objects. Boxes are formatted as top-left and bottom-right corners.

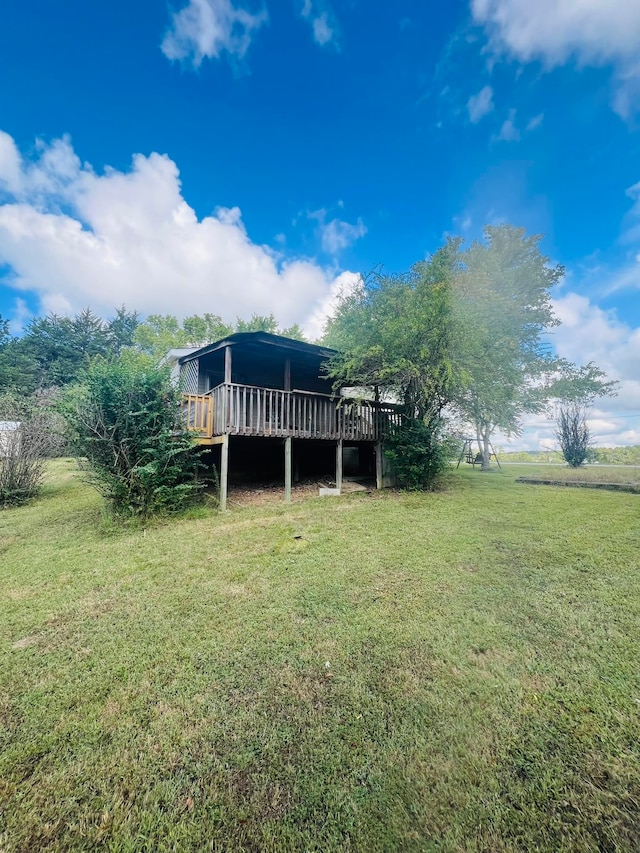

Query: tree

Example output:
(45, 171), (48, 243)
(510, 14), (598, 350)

(323, 242), (462, 487)
(182, 314), (233, 347)
(556, 403), (591, 467)
(20, 309), (112, 388)
(235, 313), (280, 334)
(133, 314), (189, 359)
(324, 241), (461, 420)
(106, 306), (140, 354)
(450, 226), (615, 470)
(279, 323), (307, 342)
(134, 312), (306, 359)
(64, 354), (204, 517)
(0, 326), (40, 395)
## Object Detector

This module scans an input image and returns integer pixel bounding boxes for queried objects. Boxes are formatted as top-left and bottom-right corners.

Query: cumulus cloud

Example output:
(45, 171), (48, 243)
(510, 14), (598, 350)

(161, 0), (267, 67)
(300, 0), (338, 48)
(303, 270), (362, 340)
(467, 85), (494, 123)
(0, 131), (358, 337)
(471, 0), (640, 117)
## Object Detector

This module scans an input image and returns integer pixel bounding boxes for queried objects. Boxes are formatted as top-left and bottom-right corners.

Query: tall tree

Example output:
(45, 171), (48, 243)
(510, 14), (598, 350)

(107, 307), (140, 354)
(450, 226), (615, 470)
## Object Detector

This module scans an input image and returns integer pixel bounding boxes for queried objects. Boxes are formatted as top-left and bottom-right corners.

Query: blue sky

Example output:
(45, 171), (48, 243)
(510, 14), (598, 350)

(1, 0), (639, 448)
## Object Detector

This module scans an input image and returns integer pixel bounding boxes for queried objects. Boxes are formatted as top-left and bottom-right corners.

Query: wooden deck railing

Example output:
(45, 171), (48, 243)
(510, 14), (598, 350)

(182, 393), (214, 439)
(182, 383), (403, 442)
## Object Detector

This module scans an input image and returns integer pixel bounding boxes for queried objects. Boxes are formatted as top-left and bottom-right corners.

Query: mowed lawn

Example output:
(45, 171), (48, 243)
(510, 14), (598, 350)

(1, 461), (639, 852)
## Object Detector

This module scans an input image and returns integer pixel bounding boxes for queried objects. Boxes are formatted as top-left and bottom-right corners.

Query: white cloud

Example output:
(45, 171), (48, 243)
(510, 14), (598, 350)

(300, 1), (338, 48)
(471, 0), (640, 117)
(526, 113), (544, 131)
(0, 132), (357, 338)
(495, 108), (520, 142)
(304, 270), (361, 340)
(161, 0), (267, 67)
(320, 218), (367, 254)
(467, 85), (494, 123)
(307, 207), (367, 254)
(503, 292), (640, 450)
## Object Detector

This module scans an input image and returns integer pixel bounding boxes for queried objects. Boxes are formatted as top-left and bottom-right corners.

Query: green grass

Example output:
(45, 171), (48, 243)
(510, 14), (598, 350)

(1, 460), (639, 852)
(506, 463), (640, 486)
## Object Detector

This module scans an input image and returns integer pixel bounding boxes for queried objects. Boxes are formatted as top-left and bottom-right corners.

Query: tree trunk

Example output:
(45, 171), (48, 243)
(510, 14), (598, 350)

(481, 430), (491, 471)
(476, 421), (491, 471)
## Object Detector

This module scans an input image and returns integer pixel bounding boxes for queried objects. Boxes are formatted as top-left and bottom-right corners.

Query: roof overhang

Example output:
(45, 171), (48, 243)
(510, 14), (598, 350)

(178, 332), (337, 365)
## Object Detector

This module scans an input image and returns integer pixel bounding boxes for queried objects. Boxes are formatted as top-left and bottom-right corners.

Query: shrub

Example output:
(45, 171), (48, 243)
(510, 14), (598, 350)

(383, 416), (450, 490)
(556, 403), (591, 468)
(0, 393), (61, 507)
(65, 354), (204, 517)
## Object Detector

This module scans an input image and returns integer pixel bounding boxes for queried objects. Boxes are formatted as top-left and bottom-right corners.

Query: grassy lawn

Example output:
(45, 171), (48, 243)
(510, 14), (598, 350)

(1, 460), (639, 852)
(506, 463), (640, 487)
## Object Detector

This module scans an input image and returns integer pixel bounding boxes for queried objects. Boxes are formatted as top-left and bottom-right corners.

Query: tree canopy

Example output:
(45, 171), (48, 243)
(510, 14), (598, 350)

(0, 309), (307, 396)
(324, 224), (617, 472)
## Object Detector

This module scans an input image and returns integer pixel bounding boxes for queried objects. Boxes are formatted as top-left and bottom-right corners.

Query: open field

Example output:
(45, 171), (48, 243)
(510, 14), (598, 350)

(504, 463), (640, 486)
(1, 460), (639, 851)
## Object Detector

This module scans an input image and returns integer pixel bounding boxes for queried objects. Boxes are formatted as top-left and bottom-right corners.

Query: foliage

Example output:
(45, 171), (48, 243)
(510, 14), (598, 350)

(235, 312), (280, 334)
(382, 416), (451, 490)
(324, 241), (462, 421)
(0, 393), (61, 507)
(451, 226), (564, 469)
(0, 308), (140, 394)
(133, 314), (190, 358)
(556, 403), (591, 467)
(593, 444), (640, 465)
(64, 354), (204, 517)
(134, 312), (306, 359)
(182, 313), (233, 347)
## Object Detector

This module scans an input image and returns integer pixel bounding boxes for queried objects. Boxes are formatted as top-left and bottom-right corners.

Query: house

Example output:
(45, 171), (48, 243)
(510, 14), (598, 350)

(170, 331), (401, 509)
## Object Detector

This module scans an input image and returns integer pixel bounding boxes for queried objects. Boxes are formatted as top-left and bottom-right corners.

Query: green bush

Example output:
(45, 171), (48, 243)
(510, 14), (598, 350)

(383, 416), (450, 490)
(65, 354), (204, 517)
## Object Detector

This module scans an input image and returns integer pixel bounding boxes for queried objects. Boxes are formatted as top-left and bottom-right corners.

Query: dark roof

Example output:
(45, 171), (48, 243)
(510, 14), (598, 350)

(178, 331), (337, 364)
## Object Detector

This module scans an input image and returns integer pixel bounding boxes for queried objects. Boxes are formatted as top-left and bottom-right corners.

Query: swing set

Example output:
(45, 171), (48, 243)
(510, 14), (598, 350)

(456, 437), (502, 470)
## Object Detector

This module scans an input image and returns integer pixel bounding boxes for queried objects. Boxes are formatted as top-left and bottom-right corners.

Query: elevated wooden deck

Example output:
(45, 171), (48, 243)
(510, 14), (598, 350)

(182, 383), (402, 444)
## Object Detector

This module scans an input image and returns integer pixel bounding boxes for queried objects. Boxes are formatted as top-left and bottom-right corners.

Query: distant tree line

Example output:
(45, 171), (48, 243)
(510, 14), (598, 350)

(0, 309), (305, 396)
(503, 446), (640, 466)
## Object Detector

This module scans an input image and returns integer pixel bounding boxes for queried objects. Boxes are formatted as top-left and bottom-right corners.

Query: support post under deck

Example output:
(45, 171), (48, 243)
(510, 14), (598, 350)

(336, 439), (343, 493)
(375, 440), (383, 490)
(220, 434), (229, 511)
(284, 436), (292, 503)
